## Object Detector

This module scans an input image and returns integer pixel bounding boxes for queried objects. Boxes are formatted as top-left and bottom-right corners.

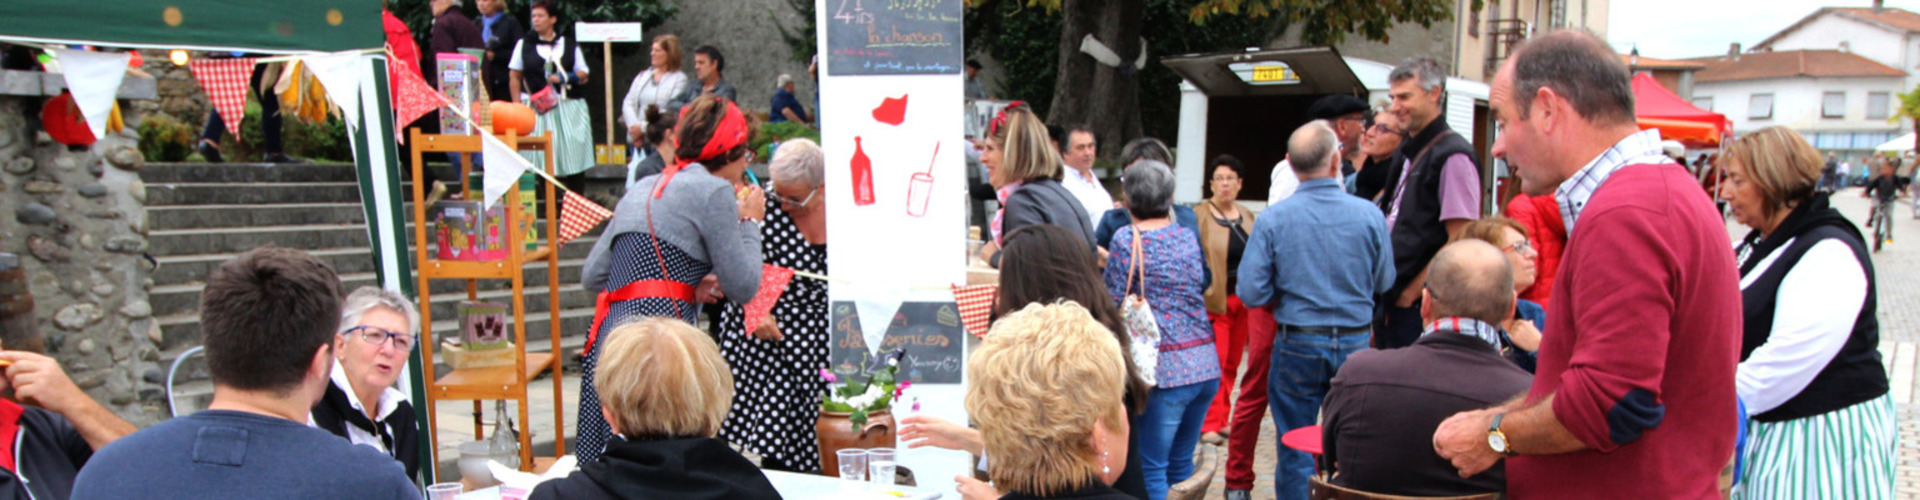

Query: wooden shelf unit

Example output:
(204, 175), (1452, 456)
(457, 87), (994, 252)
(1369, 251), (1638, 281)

(407, 130), (565, 472)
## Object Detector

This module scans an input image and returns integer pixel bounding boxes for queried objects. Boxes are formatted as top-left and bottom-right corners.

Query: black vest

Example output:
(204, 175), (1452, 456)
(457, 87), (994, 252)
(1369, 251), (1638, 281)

(516, 31), (582, 98)
(1739, 222), (1886, 422)
(311, 381), (422, 479)
(1388, 119), (1477, 295)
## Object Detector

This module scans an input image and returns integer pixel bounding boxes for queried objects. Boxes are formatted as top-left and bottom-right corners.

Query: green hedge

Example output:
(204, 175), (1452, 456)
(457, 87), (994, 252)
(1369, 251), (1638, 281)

(752, 121), (821, 161)
(137, 113), (197, 162)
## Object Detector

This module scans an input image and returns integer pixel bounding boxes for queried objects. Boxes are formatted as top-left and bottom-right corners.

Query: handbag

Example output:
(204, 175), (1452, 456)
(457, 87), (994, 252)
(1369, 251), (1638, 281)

(1120, 225), (1161, 387)
(528, 57), (566, 114)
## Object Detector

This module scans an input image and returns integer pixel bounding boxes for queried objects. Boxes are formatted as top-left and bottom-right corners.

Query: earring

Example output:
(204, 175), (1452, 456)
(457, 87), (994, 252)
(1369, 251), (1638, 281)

(1102, 451), (1111, 476)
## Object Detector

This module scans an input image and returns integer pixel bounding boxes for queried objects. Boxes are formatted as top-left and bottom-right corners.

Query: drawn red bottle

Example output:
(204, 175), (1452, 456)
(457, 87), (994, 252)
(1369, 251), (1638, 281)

(851, 136), (876, 206)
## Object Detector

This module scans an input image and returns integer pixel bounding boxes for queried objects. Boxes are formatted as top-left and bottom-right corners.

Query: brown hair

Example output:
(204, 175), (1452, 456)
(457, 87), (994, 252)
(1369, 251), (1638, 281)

(1510, 30), (1637, 127)
(990, 105), (1062, 183)
(653, 34), (683, 72)
(968, 302), (1127, 497)
(675, 95), (757, 164)
(996, 225), (1149, 411)
(1721, 126), (1822, 221)
(1450, 216), (1529, 248)
(199, 245), (342, 394)
(594, 318), (734, 438)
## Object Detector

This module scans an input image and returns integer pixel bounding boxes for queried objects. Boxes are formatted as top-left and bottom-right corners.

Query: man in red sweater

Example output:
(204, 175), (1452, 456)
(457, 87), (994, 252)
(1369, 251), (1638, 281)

(1431, 31), (1741, 498)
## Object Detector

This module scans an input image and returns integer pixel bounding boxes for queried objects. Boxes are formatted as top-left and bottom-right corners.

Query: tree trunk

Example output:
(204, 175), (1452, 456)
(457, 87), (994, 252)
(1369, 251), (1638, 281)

(1049, 0), (1144, 164)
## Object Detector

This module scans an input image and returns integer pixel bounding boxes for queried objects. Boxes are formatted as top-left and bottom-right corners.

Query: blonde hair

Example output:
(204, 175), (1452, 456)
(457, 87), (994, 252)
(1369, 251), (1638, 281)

(991, 106), (1062, 183)
(1722, 126), (1822, 221)
(966, 301), (1126, 496)
(654, 34), (684, 72)
(1450, 217), (1528, 248)
(593, 318), (733, 438)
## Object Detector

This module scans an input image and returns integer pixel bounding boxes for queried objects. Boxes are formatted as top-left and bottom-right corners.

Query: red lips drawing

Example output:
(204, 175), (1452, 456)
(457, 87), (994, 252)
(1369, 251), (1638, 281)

(872, 94), (908, 126)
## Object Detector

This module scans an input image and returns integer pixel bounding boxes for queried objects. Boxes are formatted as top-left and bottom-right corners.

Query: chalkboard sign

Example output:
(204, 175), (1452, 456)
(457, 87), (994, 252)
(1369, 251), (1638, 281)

(823, 0), (964, 76)
(829, 301), (966, 384)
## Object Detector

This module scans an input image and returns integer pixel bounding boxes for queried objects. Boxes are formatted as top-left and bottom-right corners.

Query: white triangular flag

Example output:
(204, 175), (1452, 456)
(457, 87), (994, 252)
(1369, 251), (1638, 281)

(480, 134), (534, 211)
(851, 282), (907, 356)
(303, 51), (364, 131)
(49, 48), (130, 140)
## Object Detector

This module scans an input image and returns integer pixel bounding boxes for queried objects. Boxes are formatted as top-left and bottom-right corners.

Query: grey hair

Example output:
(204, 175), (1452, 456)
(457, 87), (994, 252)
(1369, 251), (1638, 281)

(1122, 160), (1176, 220)
(1287, 120), (1338, 175)
(770, 138), (825, 189)
(1510, 30), (1637, 127)
(1119, 137), (1172, 167)
(1425, 240), (1515, 324)
(338, 286), (420, 336)
(775, 74), (794, 89)
(1389, 56), (1447, 93)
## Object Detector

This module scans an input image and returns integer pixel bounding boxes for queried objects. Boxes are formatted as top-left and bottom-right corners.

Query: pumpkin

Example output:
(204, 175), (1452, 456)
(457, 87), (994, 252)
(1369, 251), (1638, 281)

(489, 101), (536, 136)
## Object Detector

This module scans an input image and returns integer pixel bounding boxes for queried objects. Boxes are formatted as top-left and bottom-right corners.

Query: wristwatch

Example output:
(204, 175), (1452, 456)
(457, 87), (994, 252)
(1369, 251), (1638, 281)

(1487, 412), (1517, 457)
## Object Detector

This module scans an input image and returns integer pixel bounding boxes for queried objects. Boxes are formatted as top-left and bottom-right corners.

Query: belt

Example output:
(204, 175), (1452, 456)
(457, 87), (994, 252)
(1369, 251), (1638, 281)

(1277, 323), (1371, 337)
(583, 279), (696, 355)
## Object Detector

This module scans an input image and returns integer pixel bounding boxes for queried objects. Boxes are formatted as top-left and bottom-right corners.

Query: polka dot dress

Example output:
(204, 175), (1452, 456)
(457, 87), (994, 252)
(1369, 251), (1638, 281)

(576, 231), (710, 464)
(717, 200), (830, 472)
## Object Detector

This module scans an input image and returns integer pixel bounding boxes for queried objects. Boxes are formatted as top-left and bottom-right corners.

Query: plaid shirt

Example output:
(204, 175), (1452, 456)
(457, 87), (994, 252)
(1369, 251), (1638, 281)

(1555, 129), (1674, 232)
(1422, 317), (1503, 347)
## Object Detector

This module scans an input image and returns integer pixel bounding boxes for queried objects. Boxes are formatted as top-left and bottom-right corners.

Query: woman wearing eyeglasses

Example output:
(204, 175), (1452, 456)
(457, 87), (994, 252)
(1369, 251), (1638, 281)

(1352, 109), (1409, 206)
(309, 286), (422, 479)
(1449, 218), (1544, 373)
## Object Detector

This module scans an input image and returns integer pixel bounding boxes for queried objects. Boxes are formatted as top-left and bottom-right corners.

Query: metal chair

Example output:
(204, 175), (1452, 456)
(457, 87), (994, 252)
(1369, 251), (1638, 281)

(165, 345), (205, 417)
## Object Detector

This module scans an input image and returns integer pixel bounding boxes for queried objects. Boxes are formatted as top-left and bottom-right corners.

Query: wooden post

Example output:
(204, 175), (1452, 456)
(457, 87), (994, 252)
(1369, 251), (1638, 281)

(604, 40), (615, 164)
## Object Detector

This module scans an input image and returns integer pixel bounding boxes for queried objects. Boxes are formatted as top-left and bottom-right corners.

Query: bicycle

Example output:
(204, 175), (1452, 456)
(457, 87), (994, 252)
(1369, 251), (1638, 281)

(1871, 198), (1895, 252)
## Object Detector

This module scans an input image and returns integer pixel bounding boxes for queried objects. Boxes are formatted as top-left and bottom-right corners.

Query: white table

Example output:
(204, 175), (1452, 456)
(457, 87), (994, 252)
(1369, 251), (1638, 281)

(454, 469), (942, 499)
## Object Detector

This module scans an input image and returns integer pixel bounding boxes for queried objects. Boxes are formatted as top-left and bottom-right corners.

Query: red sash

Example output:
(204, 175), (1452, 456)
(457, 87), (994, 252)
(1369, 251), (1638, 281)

(583, 279), (695, 355)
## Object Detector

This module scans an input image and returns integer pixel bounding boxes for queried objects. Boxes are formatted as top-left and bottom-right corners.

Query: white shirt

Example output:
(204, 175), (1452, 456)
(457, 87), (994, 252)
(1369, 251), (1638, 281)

(1268, 160), (1301, 205)
(309, 362), (411, 455)
(1734, 237), (1869, 414)
(507, 36), (591, 93)
(621, 68), (689, 129)
(1061, 165), (1114, 227)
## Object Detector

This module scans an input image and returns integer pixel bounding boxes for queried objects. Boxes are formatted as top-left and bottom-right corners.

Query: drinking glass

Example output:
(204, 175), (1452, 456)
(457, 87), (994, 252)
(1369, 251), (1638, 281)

(868, 447), (897, 486)
(837, 448), (869, 482)
(425, 483), (463, 500)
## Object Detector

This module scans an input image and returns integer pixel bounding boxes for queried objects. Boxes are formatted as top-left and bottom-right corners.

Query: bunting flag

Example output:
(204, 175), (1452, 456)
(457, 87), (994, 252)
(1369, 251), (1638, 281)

(302, 51), (365, 131)
(389, 58), (447, 140)
(48, 49), (131, 141)
(188, 57), (256, 138)
(951, 284), (998, 338)
(850, 282), (908, 354)
(742, 265), (797, 334)
(556, 190), (611, 246)
(479, 133), (534, 211)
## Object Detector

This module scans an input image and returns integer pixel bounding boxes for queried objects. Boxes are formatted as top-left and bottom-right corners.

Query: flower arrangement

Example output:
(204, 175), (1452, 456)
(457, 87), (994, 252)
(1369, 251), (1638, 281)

(821, 350), (914, 430)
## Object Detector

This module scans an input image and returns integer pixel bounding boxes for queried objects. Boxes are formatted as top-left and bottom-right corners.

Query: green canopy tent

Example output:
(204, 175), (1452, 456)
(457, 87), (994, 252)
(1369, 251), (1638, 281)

(0, 0), (434, 483)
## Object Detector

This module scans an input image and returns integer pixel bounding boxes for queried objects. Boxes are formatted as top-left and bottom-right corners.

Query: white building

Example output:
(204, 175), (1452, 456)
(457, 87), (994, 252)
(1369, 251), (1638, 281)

(1685, 49), (1907, 156)
(1755, 4), (1920, 90)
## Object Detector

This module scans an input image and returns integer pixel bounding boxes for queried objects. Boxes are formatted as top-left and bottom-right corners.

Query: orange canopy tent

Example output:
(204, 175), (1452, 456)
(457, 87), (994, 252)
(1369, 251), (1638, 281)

(1632, 73), (1731, 148)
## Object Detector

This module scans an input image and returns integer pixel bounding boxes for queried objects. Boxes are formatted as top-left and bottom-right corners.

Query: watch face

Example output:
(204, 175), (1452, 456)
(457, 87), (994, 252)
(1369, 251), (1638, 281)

(1488, 432), (1508, 453)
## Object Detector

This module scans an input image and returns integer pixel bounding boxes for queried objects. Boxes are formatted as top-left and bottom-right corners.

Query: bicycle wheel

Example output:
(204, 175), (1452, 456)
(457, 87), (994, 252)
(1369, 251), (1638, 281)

(1874, 206), (1888, 252)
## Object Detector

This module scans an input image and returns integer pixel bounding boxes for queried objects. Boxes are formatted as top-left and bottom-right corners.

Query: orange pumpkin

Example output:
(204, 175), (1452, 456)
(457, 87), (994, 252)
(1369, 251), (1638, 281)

(489, 101), (536, 136)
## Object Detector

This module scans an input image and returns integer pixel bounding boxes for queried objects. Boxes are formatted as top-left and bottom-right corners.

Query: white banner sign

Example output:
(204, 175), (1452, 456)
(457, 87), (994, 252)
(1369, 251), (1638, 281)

(574, 22), (644, 43)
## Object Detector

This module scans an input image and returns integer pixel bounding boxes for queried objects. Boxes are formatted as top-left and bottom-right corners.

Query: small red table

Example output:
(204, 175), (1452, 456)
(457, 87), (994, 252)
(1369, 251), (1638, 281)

(1280, 425), (1327, 476)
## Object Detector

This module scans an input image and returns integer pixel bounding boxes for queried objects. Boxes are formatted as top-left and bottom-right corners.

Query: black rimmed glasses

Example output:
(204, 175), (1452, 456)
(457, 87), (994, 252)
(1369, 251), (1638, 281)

(344, 325), (417, 351)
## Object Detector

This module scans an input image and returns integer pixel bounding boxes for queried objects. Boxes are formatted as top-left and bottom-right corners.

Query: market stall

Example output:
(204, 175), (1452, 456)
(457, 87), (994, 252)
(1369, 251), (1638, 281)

(1632, 73), (1730, 148)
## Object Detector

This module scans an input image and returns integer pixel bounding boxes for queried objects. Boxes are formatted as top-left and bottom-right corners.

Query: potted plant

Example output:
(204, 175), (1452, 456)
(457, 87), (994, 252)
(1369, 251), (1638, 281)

(816, 349), (914, 476)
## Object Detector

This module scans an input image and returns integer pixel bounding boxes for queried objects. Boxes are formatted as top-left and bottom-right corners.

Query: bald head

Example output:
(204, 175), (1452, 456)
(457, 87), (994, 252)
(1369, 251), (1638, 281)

(1287, 120), (1338, 178)
(1424, 240), (1515, 325)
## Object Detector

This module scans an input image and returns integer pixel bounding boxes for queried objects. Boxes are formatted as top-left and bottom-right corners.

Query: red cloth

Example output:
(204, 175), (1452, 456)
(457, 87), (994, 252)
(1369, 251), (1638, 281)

(384, 10), (446, 140)
(558, 190), (612, 246)
(656, 99), (750, 199)
(1503, 193), (1566, 309)
(0, 399), (21, 473)
(1508, 164), (1741, 499)
(1632, 73), (1729, 148)
(1224, 305), (1277, 490)
(187, 57), (256, 138)
(741, 265), (795, 334)
(950, 284), (998, 338)
(1202, 296), (1249, 434)
(584, 279), (695, 354)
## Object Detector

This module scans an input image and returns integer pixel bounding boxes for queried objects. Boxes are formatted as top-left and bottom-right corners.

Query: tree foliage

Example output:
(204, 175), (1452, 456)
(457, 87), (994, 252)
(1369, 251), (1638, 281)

(775, 0), (819, 64)
(1898, 83), (1920, 154)
(1183, 0), (1475, 45)
(389, 0), (676, 55)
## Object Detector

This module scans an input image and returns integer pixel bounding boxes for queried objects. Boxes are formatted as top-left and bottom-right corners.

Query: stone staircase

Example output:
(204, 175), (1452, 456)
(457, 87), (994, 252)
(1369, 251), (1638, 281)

(142, 162), (602, 407)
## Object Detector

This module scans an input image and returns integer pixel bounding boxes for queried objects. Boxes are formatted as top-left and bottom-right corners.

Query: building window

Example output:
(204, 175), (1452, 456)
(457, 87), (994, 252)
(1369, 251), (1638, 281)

(1469, 5), (1480, 37)
(1823, 91), (1846, 119)
(1692, 97), (1713, 111)
(1869, 92), (1892, 119)
(1749, 93), (1773, 120)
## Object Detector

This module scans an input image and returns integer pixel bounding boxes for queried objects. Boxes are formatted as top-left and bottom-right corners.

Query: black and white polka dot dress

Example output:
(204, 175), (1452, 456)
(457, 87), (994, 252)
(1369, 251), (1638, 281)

(576, 231), (709, 464)
(717, 200), (830, 472)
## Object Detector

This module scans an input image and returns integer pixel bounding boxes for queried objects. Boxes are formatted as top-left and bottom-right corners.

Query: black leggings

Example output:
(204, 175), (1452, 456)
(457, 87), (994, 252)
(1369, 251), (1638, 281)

(199, 62), (281, 154)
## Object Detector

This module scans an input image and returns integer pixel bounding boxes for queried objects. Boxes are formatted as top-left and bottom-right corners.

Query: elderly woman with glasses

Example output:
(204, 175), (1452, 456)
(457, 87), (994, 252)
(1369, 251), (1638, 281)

(309, 286), (422, 479)
(1449, 217), (1545, 372)
(1352, 108), (1409, 205)
(714, 138), (830, 472)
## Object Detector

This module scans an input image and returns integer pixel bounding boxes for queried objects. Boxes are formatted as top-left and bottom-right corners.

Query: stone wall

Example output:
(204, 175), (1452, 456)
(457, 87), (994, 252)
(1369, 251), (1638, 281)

(0, 95), (166, 427)
(613, 0), (818, 122)
(134, 50), (210, 126)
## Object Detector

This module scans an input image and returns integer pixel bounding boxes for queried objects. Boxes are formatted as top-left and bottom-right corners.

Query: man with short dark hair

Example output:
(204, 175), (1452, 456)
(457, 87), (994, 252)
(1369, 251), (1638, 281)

(73, 246), (420, 500)
(1238, 120), (1394, 500)
(1321, 240), (1531, 497)
(1377, 56), (1483, 349)
(1431, 31), (1740, 498)
(670, 46), (738, 113)
(1060, 126), (1112, 227)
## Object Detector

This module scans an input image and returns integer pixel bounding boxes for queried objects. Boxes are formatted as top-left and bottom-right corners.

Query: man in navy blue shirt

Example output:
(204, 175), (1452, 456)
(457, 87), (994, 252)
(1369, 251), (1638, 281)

(1236, 120), (1394, 500)
(769, 74), (812, 127)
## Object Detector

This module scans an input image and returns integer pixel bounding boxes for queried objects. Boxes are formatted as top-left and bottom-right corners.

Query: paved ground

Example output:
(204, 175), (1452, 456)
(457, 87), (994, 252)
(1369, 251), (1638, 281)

(431, 187), (1920, 497)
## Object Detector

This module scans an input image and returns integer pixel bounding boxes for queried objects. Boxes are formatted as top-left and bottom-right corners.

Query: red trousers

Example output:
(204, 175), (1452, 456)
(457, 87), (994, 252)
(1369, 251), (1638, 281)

(1202, 296), (1249, 433)
(1224, 304), (1277, 490)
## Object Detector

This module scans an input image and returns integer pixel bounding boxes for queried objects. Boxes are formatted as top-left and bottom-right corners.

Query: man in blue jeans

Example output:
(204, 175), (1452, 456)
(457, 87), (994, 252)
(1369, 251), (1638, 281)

(1237, 120), (1396, 500)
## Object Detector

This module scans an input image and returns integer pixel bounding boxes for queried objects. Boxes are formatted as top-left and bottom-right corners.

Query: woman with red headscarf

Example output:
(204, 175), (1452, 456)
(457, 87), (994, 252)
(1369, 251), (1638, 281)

(576, 95), (766, 463)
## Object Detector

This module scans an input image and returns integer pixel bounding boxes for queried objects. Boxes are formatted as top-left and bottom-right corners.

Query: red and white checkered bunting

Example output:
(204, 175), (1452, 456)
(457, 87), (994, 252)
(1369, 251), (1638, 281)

(951, 284), (998, 338)
(557, 190), (611, 246)
(188, 58), (256, 138)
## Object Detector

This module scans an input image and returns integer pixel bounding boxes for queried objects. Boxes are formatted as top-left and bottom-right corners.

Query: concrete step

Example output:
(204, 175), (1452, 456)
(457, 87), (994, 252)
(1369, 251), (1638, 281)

(155, 305), (597, 354)
(150, 257), (590, 319)
(145, 182), (363, 206)
(141, 163), (360, 183)
(150, 233), (599, 288)
(148, 223), (369, 256)
(147, 203), (367, 231)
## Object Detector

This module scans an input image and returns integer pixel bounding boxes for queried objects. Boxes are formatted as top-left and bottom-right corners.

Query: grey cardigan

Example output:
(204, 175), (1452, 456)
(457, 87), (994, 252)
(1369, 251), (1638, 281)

(582, 163), (763, 304)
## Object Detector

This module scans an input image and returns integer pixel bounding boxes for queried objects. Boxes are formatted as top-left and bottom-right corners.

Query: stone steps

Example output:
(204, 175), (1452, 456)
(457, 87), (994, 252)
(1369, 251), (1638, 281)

(145, 182), (364, 206)
(149, 257), (591, 320)
(139, 163), (359, 183)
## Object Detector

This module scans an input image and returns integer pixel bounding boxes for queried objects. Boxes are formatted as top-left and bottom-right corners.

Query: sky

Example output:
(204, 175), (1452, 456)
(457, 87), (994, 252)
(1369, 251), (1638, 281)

(1607, 0), (1920, 59)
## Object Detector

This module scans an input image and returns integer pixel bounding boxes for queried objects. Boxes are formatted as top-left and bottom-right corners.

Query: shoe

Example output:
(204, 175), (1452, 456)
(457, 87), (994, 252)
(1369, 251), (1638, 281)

(425, 181), (449, 205)
(1225, 489), (1251, 500)
(1200, 431), (1227, 446)
(197, 142), (224, 163)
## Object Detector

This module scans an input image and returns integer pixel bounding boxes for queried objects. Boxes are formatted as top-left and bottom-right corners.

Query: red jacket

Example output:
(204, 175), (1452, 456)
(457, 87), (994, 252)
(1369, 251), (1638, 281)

(1503, 193), (1565, 309)
(1508, 164), (1741, 499)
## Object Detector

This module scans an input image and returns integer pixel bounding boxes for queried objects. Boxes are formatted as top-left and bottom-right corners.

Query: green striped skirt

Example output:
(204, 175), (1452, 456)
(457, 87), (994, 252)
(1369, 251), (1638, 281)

(1734, 394), (1895, 499)
(523, 98), (595, 177)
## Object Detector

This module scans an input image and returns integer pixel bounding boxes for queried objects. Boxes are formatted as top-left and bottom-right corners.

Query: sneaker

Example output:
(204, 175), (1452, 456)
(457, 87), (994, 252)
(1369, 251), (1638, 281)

(197, 142), (224, 163)
(1225, 489), (1251, 500)
(425, 181), (449, 205)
